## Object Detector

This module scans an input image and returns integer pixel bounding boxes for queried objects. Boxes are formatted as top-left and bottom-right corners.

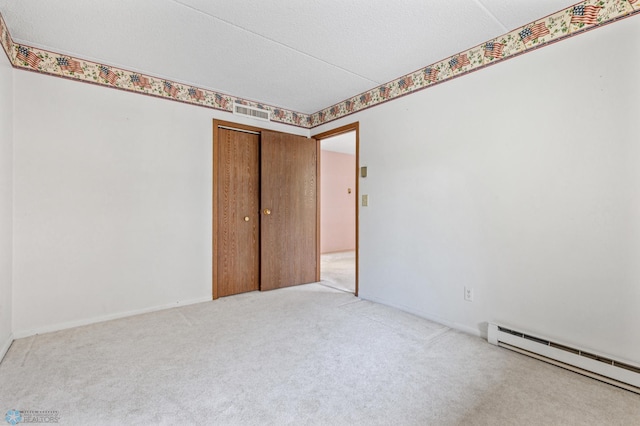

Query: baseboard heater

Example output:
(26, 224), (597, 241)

(488, 323), (640, 394)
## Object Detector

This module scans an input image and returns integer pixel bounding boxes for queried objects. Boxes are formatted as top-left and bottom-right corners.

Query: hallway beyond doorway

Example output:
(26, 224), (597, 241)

(320, 250), (355, 293)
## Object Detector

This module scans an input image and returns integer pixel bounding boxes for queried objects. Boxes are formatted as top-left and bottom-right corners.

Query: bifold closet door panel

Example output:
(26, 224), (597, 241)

(215, 127), (260, 297)
(260, 131), (318, 291)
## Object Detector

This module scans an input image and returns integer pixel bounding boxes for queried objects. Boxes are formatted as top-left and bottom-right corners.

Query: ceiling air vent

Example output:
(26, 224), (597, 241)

(233, 102), (270, 122)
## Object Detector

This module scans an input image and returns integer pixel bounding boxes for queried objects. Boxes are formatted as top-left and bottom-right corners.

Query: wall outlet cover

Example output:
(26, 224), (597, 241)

(464, 286), (474, 302)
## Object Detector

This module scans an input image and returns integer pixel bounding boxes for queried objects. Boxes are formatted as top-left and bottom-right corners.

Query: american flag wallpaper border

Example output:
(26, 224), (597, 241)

(0, 14), (13, 64)
(308, 0), (639, 128)
(0, 14), (310, 128)
(1, 0), (638, 130)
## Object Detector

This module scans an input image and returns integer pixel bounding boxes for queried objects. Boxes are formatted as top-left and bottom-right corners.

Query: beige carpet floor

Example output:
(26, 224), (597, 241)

(320, 250), (355, 293)
(1, 284), (638, 425)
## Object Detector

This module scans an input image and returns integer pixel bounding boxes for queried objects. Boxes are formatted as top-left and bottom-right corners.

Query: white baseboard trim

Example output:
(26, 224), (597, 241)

(13, 296), (212, 339)
(359, 293), (484, 338)
(0, 333), (14, 363)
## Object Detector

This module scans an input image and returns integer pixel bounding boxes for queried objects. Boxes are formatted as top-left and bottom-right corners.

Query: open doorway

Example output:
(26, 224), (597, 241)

(315, 124), (359, 295)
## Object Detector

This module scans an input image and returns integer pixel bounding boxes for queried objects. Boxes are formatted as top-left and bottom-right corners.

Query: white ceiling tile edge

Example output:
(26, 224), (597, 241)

(2, 2), (639, 130)
(0, 13), (309, 128)
(309, 2), (639, 128)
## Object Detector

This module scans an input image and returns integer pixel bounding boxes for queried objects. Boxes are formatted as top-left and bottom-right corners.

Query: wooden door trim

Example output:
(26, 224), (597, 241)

(316, 138), (321, 283)
(213, 119), (320, 299)
(212, 122), (219, 299)
(312, 122), (360, 297)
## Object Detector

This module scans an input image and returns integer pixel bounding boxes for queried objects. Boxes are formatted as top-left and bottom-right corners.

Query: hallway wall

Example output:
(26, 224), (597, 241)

(321, 150), (356, 253)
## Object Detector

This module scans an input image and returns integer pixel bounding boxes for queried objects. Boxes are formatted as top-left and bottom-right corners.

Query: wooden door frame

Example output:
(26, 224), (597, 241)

(212, 119), (320, 299)
(312, 122), (360, 297)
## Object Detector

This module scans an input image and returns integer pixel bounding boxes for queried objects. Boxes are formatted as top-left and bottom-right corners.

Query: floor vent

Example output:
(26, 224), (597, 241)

(233, 102), (270, 122)
(488, 323), (640, 394)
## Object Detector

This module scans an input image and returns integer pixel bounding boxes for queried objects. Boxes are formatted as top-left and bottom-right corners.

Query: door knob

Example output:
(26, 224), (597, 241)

(263, 208), (271, 215)
(244, 216), (250, 222)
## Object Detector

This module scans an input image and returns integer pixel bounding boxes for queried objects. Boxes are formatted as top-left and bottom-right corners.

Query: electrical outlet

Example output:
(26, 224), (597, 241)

(464, 287), (474, 302)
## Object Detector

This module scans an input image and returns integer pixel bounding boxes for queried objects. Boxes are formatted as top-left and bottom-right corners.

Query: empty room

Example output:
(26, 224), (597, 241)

(0, 1), (639, 425)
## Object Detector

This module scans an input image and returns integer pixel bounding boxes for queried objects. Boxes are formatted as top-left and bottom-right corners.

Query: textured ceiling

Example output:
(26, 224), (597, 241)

(0, 0), (579, 114)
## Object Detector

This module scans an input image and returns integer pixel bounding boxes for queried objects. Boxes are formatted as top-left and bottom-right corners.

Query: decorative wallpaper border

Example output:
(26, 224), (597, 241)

(1, 0), (639, 129)
(0, 14), (310, 128)
(0, 14), (12, 63)
(308, 0), (640, 128)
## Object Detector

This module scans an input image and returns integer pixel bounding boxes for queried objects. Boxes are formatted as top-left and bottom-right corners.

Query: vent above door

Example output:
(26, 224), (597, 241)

(233, 102), (271, 122)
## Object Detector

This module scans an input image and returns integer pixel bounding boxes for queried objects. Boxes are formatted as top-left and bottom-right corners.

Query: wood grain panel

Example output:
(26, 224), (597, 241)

(261, 131), (318, 290)
(215, 127), (260, 297)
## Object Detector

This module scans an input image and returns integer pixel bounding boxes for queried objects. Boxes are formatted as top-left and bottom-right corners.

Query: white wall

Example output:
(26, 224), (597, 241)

(12, 71), (307, 336)
(0, 50), (13, 357)
(313, 18), (640, 365)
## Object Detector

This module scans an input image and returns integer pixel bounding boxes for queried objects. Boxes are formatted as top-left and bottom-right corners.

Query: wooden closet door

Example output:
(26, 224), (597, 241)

(214, 127), (260, 297)
(260, 131), (318, 291)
